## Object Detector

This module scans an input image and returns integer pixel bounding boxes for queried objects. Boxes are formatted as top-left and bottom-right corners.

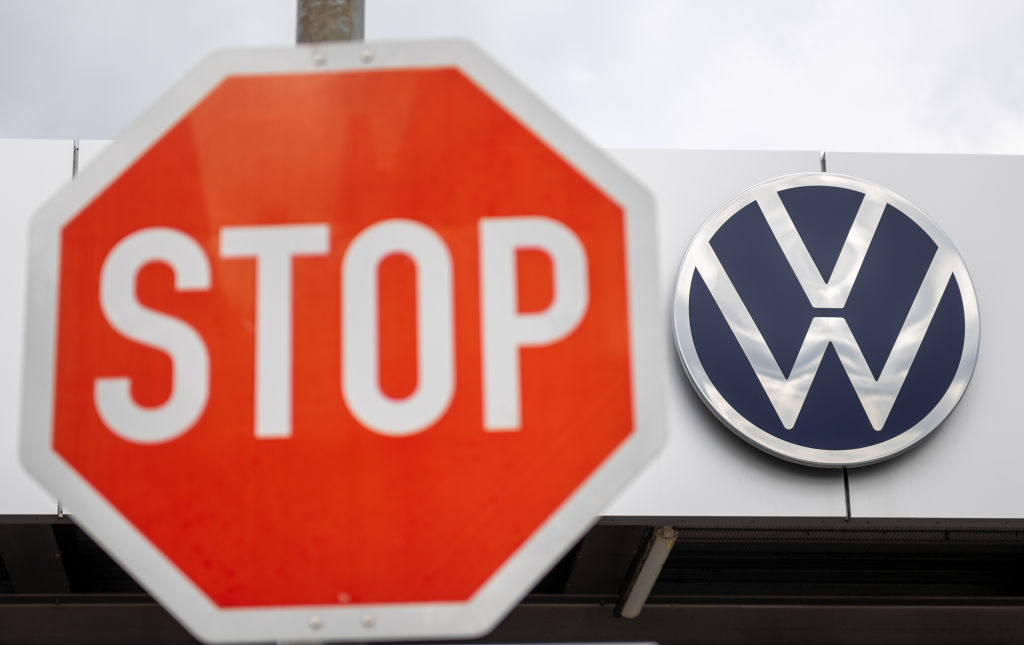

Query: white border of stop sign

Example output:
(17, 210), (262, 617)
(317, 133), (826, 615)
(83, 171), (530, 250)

(20, 40), (665, 643)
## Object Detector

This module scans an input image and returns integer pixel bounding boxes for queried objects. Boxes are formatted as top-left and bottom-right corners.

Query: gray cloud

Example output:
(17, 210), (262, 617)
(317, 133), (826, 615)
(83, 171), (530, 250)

(0, 2), (1021, 148)
(0, 0), (294, 139)
(369, 0), (1024, 153)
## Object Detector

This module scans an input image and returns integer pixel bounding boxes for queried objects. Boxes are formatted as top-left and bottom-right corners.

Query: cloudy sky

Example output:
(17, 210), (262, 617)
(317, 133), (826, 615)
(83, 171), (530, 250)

(1, 0), (1022, 153)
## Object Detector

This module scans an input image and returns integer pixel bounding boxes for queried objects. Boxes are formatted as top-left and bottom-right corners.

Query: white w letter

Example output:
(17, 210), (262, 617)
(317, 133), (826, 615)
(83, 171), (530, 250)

(695, 195), (955, 431)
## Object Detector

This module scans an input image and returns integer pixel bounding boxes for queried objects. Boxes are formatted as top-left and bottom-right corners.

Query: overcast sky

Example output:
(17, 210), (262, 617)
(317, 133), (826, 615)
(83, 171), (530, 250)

(0, 0), (1022, 153)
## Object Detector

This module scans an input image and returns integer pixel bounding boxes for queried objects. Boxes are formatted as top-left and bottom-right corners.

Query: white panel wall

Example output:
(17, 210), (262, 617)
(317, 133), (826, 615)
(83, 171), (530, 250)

(6, 146), (1017, 520)
(604, 150), (847, 518)
(829, 152), (1024, 518)
(78, 140), (113, 169)
(0, 139), (72, 514)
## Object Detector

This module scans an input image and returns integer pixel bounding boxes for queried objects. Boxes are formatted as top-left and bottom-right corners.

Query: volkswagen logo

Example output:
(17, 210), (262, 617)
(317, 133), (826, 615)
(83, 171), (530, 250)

(673, 173), (979, 467)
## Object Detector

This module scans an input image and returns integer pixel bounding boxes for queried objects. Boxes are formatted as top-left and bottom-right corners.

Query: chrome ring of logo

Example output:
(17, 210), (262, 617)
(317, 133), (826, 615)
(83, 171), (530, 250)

(673, 173), (980, 467)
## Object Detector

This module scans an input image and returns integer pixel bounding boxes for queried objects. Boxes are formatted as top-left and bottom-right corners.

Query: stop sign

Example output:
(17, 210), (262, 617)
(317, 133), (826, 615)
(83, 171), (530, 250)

(21, 41), (663, 642)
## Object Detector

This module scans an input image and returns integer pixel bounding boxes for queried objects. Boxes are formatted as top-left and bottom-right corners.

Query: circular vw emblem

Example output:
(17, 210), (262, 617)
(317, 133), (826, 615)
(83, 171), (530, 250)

(673, 173), (979, 467)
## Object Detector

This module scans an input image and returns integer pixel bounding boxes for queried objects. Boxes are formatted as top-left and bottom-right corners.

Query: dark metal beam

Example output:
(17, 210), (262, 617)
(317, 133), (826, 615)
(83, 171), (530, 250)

(563, 523), (647, 595)
(482, 603), (1024, 645)
(3, 601), (1024, 645)
(4, 517), (1024, 643)
(0, 601), (199, 645)
(0, 524), (68, 594)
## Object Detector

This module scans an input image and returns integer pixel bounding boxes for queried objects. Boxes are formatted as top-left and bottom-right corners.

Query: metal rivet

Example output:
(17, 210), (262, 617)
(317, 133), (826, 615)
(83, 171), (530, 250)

(308, 615), (323, 630)
(360, 49), (374, 63)
(312, 52), (327, 66)
(337, 592), (351, 603)
(361, 614), (375, 628)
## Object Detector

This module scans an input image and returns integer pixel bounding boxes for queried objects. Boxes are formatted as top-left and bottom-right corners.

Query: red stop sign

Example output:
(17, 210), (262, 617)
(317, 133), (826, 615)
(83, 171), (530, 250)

(22, 42), (663, 642)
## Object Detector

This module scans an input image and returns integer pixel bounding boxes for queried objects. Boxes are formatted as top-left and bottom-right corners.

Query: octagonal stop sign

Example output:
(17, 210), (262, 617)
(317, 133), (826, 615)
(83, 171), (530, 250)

(21, 41), (663, 642)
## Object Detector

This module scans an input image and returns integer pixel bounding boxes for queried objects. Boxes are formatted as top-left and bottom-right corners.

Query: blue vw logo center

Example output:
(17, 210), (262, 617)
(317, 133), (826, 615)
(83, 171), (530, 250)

(674, 173), (980, 467)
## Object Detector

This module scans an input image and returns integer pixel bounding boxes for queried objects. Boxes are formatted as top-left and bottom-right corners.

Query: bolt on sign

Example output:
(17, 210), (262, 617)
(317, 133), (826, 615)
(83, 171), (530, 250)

(20, 41), (664, 642)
